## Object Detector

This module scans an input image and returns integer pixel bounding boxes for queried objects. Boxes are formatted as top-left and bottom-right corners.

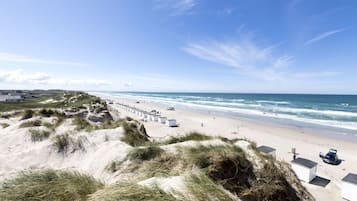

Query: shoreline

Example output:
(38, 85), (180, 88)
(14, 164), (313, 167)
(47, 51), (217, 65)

(95, 92), (357, 201)
(107, 92), (357, 141)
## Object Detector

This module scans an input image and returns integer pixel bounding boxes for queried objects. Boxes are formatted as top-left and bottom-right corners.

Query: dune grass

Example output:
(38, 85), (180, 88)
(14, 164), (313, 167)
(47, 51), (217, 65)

(88, 183), (176, 201)
(120, 122), (150, 146)
(21, 109), (34, 120)
(0, 169), (103, 201)
(73, 117), (93, 131)
(0, 91), (100, 113)
(38, 108), (56, 117)
(159, 132), (212, 145)
(185, 173), (236, 201)
(0, 123), (10, 128)
(29, 129), (51, 142)
(19, 120), (42, 128)
(52, 134), (71, 153)
(52, 134), (87, 154)
(127, 145), (164, 161)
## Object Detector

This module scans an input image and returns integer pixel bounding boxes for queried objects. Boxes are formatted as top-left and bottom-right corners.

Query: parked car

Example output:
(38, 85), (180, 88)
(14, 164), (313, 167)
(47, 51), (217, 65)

(319, 149), (341, 165)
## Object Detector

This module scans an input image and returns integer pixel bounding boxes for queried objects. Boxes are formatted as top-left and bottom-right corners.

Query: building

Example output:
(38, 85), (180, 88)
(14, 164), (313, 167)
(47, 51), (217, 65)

(158, 116), (167, 124)
(341, 173), (357, 201)
(0, 95), (23, 102)
(166, 119), (177, 127)
(257, 145), (276, 158)
(291, 157), (317, 183)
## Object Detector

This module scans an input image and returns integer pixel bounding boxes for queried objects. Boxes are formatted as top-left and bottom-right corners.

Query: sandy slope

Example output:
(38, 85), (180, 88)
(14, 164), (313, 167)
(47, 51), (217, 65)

(0, 116), (131, 183)
(97, 93), (357, 201)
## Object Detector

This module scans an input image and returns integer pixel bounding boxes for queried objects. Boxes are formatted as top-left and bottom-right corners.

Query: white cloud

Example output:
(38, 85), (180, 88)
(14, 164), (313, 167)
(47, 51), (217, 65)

(183, 39), (292, 81)
(183, 38), (340, 82)
(304, 28), (346, 46)
(0, 69), (51, 84)
(293, 71), (340, 79)
(0, 52), (87, 66)
(154, 0), (197, 15)
(0, 69), (109, 87)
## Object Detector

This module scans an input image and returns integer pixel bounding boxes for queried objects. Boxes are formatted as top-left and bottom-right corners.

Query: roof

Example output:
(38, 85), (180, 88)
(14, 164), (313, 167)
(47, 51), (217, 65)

(291, 158), (317, 168)
(257, 145), (276, 153)
(342, 173), (357, 184)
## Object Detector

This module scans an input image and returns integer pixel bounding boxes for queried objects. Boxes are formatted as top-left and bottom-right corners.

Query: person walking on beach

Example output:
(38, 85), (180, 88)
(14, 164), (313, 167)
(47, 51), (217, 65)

(292, 147), (297, 160)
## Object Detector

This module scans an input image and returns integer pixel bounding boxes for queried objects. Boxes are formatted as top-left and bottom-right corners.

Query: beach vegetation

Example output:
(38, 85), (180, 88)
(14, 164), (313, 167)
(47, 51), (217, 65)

(185, 172), (236, 201)
(120, 122), (150, 146)
(52, 134), (71, 153)
(29, 129), (51, 142)
(0, 123), (10, 128)
(88, 183), (176, 201)
(159, 132), (212, 145)
(0, 169), (103, 201)
(127, 145), (164, 161)
(21, 109), (34, 120)
(52, 133), (87, 154)
(38, 108), (55, 117)
(73, 117), (93, 131)
(19, 120), (42, 128)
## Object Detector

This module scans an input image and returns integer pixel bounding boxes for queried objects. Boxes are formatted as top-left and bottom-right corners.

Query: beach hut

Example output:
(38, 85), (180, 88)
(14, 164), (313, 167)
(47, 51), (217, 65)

(341, 173), (357, 201)
(257, 145), (276, 158)
(291, 157), (317, 183)
(166, 119), (177, 127)
(153, 115), (159, 122)
(158, 116), (167, 124)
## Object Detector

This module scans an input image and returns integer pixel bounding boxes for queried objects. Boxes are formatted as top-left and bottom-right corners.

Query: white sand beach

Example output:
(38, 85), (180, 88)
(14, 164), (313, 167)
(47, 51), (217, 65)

(97, 93), (357, 201)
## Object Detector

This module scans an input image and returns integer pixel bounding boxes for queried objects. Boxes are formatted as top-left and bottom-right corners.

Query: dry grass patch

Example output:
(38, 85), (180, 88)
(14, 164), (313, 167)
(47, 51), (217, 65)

(29, 129), (51, 142)
(88, 182), (176, 201)
(159, 132), (212, 145)
(0, 169), (103, 201)
(120, 122), (150, 146)
(19, 120), (42, 128)
(0, 123), (10, 128)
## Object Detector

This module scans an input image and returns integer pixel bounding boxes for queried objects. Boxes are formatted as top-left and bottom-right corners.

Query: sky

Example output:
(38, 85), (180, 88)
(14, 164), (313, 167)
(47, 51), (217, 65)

(0, 0), (356, 94)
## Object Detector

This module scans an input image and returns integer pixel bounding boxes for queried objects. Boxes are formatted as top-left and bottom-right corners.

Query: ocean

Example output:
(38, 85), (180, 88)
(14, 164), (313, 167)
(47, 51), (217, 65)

(108, 92), (357, 140)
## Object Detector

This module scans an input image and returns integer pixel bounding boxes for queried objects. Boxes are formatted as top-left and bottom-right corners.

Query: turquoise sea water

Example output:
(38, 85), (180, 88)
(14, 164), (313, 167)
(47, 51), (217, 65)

(107, 92), (357, 139)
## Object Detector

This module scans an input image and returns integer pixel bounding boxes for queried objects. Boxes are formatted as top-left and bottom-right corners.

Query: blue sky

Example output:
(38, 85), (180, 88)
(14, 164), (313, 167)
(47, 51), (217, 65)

(0, 0), (356, 94)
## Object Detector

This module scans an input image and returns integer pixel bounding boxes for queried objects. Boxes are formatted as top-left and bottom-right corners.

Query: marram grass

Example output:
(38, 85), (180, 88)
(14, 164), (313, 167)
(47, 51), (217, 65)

(0, 169), (103, 201)
(88, 182), (176, 201)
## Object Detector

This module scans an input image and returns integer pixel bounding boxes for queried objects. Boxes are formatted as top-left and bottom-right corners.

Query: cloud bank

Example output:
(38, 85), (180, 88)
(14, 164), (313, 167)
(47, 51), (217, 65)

(0, 69), (109, 87)
(0, 52), (86, 66)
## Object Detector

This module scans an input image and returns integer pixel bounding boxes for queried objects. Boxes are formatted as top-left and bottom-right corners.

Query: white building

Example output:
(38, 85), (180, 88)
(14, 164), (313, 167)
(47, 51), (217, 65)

(153, 115), (158, 122)
(0, 95), (22, 102)
(291, 158), (317, 183)
(158, 116), (167, 124)
(257, 145), (276, 158)
(341, 173), (357, 201)
(166, 119), (177, 127)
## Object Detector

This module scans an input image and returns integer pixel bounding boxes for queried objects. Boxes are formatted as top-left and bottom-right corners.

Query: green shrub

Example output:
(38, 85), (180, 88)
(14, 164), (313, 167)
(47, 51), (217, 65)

(21, 109), (34, 120)
(19, 120), (42, 128)
(0, 169), (103, 201)
(29, 129), (51, 142)
(88, 183), (176, 201)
